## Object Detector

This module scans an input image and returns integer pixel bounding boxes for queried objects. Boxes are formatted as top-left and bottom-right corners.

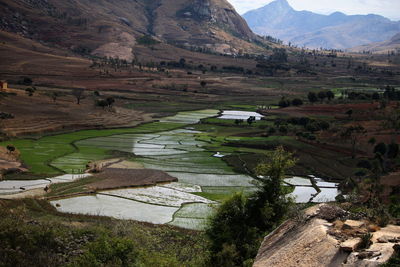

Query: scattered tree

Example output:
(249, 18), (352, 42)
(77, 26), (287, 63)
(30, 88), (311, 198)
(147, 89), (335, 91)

(291, 98), (303, 106)
(106, 97), (115, 108)
(278, 97), (291, 108)
(25, 87), (36, 96)
(235, 119), (244, 125)
(72, 88), (85, 104)
(317, 91), (327, 102)
(326, 91), (335, 101)
(6, 145), (15, 154)
(345, 109), (353, 119)
(96, 99), (108, 109)
(368, 137), (376, 146)
(387, 143), (399, 159)
(308, 92), (318, 104)
(341, 125), (366, 159)
(46, 92), (60, 102)
(247, 116), (256, 125)
(374, 142), (387, 156)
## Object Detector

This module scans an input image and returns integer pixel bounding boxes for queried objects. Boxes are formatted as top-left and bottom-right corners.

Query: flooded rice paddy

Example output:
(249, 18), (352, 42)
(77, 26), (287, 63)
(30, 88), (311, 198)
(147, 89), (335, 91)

(0, 174), (91, 195)
(218, 110), (264, 120)
(15, 109), (338, 230)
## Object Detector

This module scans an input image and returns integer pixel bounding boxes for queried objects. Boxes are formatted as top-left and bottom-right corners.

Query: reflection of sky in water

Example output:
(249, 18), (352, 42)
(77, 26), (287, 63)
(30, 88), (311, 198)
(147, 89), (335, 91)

(51, 195), (179, 224)
(287, 176), (339, 203)
(51, 109), (340, 229)
(102, 186), (214, 207)
(219, 110), (264, 120)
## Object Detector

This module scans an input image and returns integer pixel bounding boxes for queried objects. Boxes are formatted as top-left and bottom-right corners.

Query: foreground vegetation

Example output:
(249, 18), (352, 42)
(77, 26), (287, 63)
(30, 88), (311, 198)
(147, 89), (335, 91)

(206, 147), (296, 266)
(0, 199), (208, 267)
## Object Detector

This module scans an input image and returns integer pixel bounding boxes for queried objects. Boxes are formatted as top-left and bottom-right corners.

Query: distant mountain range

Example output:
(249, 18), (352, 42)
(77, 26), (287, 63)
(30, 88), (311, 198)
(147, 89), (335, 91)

(242, 0), (400, 50)
(349, 33), (400, 53)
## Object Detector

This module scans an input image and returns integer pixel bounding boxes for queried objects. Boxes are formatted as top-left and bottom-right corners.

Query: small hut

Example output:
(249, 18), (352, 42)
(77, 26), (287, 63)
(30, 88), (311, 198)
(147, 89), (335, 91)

(0, 80), (8, 90)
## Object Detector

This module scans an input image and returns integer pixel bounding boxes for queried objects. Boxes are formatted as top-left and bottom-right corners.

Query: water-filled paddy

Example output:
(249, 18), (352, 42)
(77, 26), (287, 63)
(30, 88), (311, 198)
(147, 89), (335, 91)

(3, 109), (338, 229)
(219, 110), (264, 120)
(51, 194), (179, 224)
(285, 177), (338, 203)
(0, 173), (91, 195)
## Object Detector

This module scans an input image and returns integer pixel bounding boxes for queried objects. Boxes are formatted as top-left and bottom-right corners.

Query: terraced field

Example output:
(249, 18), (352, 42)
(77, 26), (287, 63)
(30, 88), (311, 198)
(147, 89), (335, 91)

(3, 109), (339, 230)
(51, 110), (260, 229)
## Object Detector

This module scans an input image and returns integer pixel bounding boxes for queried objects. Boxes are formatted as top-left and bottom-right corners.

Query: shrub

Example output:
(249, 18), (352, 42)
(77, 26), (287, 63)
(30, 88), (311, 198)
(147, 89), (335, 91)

(70, 236), (138, 267)
(279, 125), (288, 134)
(278, 98), (291, 108)
(307, 135), (316, 141)
(307, 92), (318, 103)
(357, 160), (372, 170)
(359, 233), (372, 249)
(268, 127), (276, 134)
(292, 98), (303, 106)
(374, 143), (387, 156)
(387, 143), (399, 159)
(20, 77), (33, 85)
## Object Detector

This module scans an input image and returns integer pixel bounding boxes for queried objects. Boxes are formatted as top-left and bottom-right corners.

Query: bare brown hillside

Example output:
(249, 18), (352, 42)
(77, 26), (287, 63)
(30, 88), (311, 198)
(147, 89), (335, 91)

(0, 0), (266, 59)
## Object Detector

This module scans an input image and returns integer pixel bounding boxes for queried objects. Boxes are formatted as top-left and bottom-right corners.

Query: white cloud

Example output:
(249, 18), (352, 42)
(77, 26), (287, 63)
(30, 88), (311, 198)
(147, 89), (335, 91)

(227, 0), (400, 20)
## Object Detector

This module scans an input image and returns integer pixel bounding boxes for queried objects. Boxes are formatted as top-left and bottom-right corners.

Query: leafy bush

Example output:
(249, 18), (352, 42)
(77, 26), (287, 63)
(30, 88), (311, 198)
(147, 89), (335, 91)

(358, 233), (372, 249)
(291, 98), (303, 106)
(70, 236), (138, 267)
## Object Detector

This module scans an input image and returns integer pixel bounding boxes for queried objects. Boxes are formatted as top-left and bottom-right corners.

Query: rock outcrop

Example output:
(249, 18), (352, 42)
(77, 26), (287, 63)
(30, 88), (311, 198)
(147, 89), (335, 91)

(253, 204), (400, 267)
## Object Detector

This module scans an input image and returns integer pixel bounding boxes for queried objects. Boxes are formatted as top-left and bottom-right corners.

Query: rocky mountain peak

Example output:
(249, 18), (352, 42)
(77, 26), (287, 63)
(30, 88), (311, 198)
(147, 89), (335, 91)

(269, 0), (293, 12)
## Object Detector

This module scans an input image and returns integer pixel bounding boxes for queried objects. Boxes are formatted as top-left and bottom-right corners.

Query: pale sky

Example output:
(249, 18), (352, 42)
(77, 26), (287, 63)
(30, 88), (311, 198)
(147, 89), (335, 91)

(227, 0), (400, 21)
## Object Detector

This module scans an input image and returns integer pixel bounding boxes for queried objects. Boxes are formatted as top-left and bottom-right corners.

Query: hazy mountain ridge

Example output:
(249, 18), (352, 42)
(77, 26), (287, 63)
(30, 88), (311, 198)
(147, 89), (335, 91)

(0, 0), (262, 60)
(349, 32), (400, 53)
(243, 0), (400, 49)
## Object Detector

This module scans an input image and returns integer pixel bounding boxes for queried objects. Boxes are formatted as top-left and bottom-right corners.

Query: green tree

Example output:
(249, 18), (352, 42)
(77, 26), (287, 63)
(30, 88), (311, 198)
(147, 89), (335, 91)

(206, 193), (258, 267)
(6, 145), (15, 154)
(292, 98), (303, 106)
(317, 91), (327, 102)
(106, 97), (115, 108)
(326, 91), (335, 101)
(341, 126), (366, 159)
(206, 147), (296, 267)
(308, 92), (318, 104)
(249, 146), (296, 231)
(72, 88), (85, 104)
(345, 109), (353, 119)
(368, 137), (377, 146)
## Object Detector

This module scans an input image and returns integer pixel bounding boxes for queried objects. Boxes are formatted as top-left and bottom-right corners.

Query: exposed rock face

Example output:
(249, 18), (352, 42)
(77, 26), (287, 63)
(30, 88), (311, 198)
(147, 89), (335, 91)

(253, 217), (342, 267)
(253, 204), (400, 267)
